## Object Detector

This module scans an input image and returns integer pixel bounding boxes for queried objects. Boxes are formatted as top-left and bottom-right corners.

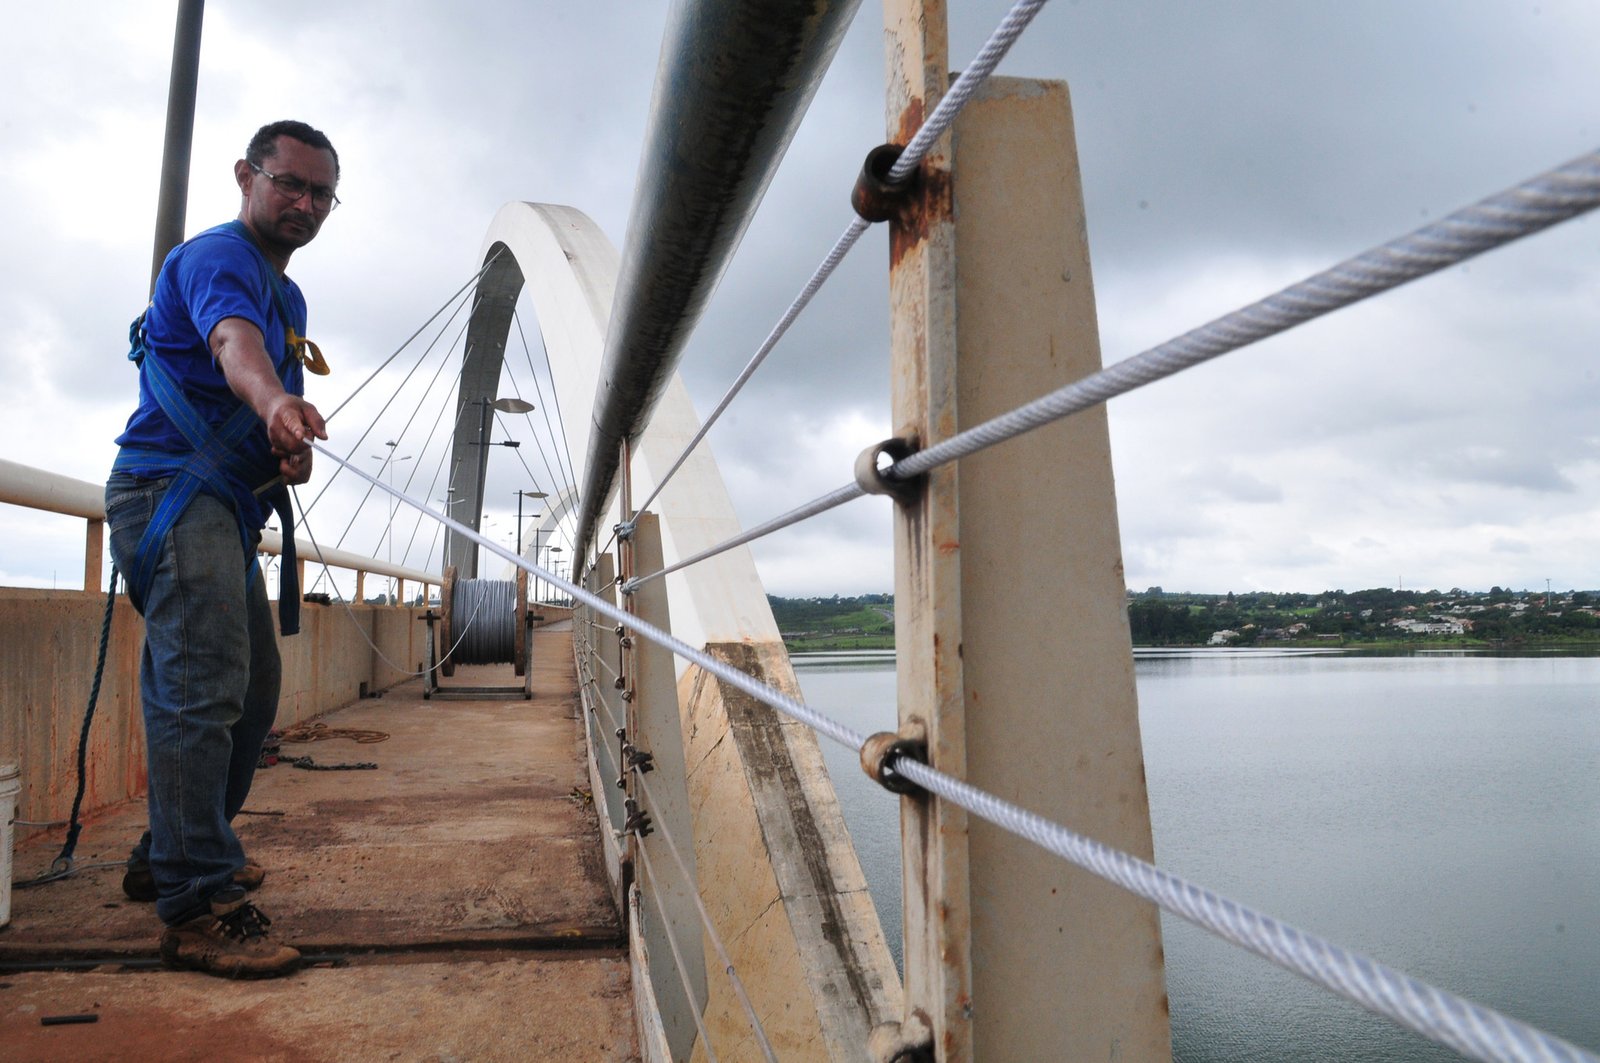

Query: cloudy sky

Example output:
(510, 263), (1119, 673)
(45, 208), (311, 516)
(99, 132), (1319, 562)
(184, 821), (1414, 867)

(3, 1), (1597, 597)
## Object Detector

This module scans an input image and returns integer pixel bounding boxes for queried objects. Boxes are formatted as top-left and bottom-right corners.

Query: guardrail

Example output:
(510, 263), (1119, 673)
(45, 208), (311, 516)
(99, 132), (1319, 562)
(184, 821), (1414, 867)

(0, 457), (439, 600)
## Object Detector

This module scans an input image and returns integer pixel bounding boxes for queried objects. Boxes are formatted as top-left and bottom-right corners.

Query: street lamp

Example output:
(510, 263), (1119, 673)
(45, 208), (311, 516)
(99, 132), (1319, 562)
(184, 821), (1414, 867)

(514, 489), (548, 557)
(546, 545), (564, 604)
(469, 397), (534, 450)
(371, 442), (412, 602)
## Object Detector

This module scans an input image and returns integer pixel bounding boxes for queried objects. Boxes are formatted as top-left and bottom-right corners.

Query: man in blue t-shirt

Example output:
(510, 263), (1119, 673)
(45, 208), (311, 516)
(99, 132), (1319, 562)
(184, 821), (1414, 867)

(105, 119), (335, 979)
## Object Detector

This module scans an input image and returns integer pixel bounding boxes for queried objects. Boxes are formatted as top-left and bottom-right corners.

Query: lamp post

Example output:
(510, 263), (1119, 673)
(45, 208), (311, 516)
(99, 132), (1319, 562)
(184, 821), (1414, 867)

(371, 442), (412, 603)
(547, 545), (564, 604)
(514, 490), (548, 557)
(469, 397), (534, 452)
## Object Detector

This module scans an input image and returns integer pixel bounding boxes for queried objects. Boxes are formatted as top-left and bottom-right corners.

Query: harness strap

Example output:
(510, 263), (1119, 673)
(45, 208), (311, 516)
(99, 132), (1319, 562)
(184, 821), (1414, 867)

(116, 225), (308, 635)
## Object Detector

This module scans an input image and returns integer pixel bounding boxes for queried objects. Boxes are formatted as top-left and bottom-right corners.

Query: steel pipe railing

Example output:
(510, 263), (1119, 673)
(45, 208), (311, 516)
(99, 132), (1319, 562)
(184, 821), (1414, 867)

(574, 0), (864, 557)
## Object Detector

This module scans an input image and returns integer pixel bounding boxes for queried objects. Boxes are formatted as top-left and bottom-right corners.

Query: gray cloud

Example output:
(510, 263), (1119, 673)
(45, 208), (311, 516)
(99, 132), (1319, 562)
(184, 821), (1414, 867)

(5, 2), (1599, 596)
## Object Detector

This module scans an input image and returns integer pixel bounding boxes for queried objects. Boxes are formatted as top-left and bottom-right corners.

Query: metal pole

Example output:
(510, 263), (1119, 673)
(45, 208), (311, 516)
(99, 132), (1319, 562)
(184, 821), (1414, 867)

(150, 0), (205, 294)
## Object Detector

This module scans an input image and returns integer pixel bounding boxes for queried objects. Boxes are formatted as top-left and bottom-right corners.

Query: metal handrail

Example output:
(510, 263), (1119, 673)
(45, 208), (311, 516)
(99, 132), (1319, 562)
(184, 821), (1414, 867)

(574, 0), (864, 558)
(0, 457), (439, 587)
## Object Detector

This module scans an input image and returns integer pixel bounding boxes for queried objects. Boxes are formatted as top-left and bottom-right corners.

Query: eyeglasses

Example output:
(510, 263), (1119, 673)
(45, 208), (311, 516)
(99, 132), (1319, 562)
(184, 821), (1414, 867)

(249, 162), (340, 212)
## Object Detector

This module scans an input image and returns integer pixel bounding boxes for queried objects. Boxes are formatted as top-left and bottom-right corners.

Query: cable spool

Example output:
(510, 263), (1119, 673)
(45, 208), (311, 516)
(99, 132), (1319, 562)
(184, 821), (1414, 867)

(438, 567), (529, 677)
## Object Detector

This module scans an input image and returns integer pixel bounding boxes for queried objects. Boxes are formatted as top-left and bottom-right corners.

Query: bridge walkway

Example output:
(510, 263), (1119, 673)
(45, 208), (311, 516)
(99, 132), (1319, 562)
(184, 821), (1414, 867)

(0, 622), (638, 1061)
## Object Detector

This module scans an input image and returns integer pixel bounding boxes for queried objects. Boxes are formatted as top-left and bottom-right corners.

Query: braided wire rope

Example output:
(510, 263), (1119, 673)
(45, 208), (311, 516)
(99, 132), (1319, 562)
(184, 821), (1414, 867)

(631, 216), (870, 520)
(890, 755), (1598, 1063)
(892, 147), (1600, 481)
(623, 147), (1600, 593)
(886, 0), (1050, 184)
(315, 442), (1598, 1063)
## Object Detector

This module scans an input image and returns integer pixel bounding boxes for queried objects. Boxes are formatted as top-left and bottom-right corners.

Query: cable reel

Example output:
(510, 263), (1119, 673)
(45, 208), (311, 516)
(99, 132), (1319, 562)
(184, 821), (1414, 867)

(428, 567), (532, 698)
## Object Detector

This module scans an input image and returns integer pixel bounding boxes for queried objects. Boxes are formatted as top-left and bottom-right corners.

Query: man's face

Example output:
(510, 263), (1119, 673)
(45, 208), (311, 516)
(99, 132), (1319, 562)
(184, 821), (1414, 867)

(240, 136), (339, 253)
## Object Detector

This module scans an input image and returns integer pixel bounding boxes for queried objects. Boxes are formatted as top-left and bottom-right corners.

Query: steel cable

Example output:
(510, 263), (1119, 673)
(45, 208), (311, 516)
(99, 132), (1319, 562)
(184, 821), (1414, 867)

(891, 148), (1600, 481)
(623, 148), (1600, 593)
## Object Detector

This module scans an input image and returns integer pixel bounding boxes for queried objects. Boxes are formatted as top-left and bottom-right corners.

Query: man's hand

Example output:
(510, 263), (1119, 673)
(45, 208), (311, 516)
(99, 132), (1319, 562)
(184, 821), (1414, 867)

(277, 447), (314, 485)
(263, 392), (329, 456)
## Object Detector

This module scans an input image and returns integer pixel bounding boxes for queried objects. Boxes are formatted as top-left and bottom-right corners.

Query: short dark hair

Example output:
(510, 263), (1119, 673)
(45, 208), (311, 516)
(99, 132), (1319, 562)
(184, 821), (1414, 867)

(246, 120), (340, 180)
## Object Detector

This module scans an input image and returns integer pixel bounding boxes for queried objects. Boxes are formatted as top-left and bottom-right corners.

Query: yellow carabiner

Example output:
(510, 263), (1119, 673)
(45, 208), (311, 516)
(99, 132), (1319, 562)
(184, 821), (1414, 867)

(286, 327), (331, 376)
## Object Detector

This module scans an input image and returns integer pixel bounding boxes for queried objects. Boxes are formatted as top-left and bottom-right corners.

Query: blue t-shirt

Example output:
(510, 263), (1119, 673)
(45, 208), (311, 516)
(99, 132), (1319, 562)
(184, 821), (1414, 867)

(115, 222), (308, 528)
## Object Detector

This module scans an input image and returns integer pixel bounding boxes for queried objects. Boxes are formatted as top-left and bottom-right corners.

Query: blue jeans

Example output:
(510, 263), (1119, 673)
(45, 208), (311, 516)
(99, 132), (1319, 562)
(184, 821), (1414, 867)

(105, 473), (280, 924)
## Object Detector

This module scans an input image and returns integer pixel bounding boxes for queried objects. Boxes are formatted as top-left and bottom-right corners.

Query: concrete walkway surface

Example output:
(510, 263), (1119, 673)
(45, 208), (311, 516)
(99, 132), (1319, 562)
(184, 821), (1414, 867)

(0, 623), (638, 1061)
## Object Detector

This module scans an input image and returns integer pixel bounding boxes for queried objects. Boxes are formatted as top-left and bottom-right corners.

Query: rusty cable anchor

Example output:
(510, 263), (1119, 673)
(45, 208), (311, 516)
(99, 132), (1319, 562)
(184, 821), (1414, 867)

(851, 143), (920, 223)
(855, 436), (925, 507)
(859, 726), (929, 796)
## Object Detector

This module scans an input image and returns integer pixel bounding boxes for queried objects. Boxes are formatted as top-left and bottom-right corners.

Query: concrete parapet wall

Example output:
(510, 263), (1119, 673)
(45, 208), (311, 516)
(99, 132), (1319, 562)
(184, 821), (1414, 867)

(680, 641), (899, 1062)
(0, 588), (428, 842)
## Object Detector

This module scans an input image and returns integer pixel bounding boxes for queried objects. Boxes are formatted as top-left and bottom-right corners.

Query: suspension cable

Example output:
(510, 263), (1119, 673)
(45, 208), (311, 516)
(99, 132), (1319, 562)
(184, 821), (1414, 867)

(317, 442), (1596, 1063)
(632, 216), (870, 519)
(631, 0), (1053, 520)
(324, 248), (505, 423)
(623, 147), (1600, 593)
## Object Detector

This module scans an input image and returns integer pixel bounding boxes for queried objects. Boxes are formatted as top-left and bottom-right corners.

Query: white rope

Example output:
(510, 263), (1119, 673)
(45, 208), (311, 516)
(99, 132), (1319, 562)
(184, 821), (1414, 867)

(887, 0), (1051, 183)
(315, 444), (1597, 1063)
(893, 148), (1600, 480)
(625, 147), (1600, 592)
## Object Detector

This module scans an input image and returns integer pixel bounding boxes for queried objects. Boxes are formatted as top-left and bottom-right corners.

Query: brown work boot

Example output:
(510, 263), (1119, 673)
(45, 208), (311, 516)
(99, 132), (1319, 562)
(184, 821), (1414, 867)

(159, 888), (300, 979)
(123, 860), (265, 902)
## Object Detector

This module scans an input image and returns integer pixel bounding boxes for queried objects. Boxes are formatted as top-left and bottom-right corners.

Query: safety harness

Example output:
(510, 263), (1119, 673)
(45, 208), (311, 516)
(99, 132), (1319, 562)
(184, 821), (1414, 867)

(112, 221), (321, 636)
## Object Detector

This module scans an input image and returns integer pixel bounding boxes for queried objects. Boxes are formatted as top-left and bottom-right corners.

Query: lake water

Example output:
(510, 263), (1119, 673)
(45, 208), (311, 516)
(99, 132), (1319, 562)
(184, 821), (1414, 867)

(792, 647), (1600, 1060)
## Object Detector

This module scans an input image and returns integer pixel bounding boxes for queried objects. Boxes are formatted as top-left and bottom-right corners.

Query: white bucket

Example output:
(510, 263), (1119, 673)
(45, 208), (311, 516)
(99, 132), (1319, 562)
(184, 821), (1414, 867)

(0, 761), (19, 928)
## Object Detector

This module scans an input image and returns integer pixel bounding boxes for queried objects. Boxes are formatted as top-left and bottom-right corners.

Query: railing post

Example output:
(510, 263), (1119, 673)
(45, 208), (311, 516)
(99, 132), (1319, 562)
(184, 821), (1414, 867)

(880, 8), (1173, 1054)
(881, 1), (973, 1057)
(84, 518), (104, 592)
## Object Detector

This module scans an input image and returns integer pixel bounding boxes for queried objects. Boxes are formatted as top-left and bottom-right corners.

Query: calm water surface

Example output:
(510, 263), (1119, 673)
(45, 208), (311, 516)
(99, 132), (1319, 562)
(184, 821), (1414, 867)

(792, 648), (1600, 1061)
